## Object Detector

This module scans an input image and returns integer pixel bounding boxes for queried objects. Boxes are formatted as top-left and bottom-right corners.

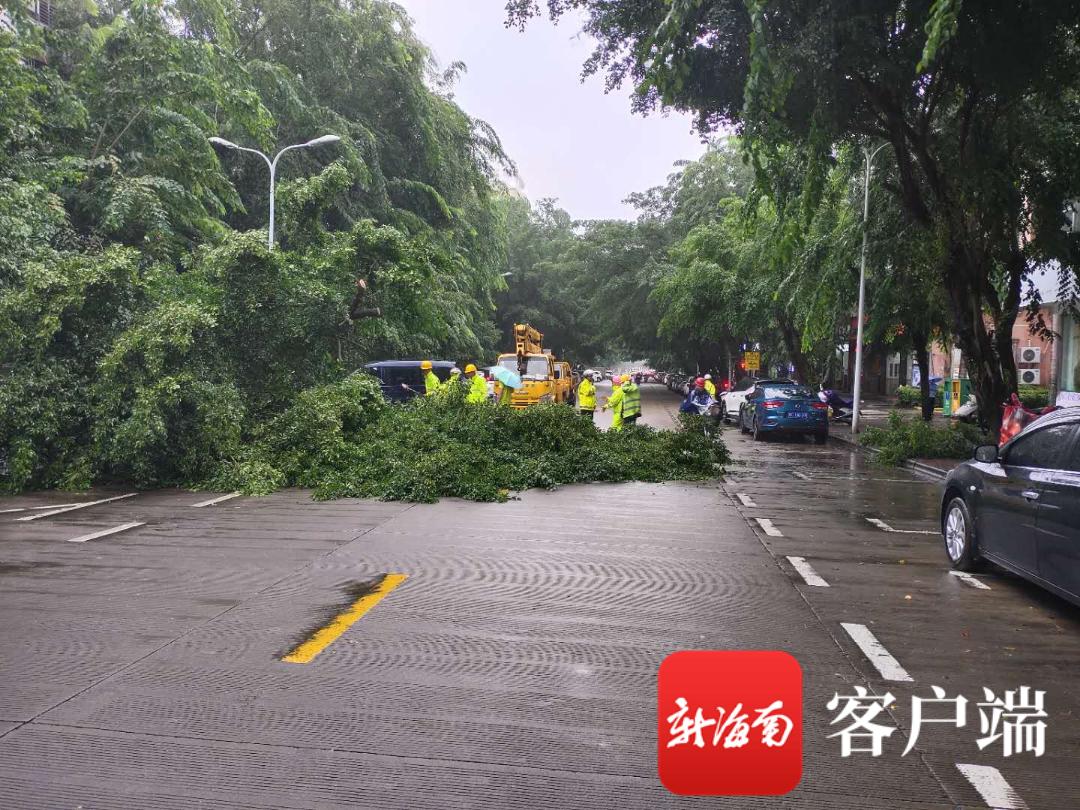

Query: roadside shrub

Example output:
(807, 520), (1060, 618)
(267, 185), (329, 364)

(895, 385), (921, 408)
(861, 410), (991, 466)
(1018, 386), (1049, 410)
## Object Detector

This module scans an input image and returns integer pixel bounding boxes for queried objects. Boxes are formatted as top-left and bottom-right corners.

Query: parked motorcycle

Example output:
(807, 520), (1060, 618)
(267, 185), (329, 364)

(953, 394), (980, 424)
(818, 387), (858, 423)
(680, 394), (722, 436)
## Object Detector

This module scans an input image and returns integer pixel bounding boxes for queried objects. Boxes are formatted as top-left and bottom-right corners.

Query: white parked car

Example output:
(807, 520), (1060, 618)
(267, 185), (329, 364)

(720, 377), (795, 423)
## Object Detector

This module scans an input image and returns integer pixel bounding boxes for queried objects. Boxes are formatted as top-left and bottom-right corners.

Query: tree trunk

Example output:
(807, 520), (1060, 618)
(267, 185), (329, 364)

(911, 327), (933, 421)
(775, 310), (812, 384)
(940, 243), (1017, 436)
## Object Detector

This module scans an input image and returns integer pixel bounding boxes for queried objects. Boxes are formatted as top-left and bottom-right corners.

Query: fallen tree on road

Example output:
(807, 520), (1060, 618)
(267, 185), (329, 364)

(207, 378), (729, 503)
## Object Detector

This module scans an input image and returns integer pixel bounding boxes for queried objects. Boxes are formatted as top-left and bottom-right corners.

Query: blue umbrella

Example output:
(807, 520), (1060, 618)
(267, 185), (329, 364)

(491, 365), (523, 389)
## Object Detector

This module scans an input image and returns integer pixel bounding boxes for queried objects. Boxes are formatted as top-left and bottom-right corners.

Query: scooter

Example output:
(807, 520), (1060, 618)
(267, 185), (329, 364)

(818, 388), (857, 423)
(953, 394), (980, 424)
(680, 394), (722, 436)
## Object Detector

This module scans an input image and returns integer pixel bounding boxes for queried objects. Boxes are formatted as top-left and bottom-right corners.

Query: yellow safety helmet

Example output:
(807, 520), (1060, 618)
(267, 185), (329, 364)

(465, 363), (477, 374)
(420, 360), (433, 370)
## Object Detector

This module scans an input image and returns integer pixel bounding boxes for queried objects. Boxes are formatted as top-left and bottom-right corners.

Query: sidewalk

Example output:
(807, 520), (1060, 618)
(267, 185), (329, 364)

(830, 394), (958, 481)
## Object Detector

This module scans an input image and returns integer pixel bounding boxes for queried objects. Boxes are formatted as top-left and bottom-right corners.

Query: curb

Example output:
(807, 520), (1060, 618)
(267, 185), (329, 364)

(828, 430), (950, 482)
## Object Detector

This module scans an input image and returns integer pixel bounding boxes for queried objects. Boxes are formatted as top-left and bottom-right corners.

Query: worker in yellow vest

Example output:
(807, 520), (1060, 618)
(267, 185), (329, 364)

(421, 360), (441, 396)
(576, 374), (597, 420)
(703, 373), (717, 399)
(619, 376), (641, 427)
(464, 364), (488, 403)
(603, 375), (625, 430)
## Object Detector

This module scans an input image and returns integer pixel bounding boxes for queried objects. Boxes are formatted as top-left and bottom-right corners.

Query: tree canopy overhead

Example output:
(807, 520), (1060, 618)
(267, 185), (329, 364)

(511, 0), (1080, 429)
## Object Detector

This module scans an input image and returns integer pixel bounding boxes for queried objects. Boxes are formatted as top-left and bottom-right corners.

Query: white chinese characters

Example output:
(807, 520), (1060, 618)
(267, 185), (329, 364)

(667, 697), (794, 749)
(827, 686), (1046, 758)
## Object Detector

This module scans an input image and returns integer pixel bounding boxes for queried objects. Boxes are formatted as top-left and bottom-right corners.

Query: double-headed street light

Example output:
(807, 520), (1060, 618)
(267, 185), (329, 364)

(851, 141), (889, 434)
(209, 135), (342, 250)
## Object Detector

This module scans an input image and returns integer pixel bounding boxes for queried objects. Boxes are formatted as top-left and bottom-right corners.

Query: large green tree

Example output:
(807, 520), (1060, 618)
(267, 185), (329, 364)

(511, 0), (1080, 429)
(1, 0), (513, 490)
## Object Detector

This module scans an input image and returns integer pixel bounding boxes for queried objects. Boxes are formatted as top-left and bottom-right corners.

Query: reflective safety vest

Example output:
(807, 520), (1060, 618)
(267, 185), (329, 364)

(424, 370), (441, 396)
(498, 385), (514, 405)
(704, 380), (716, 398)
(606, 386), (624, 430)
(620, 382), (641, 419)
(466, 373), (488, 403)
(577, 378), (596, 411)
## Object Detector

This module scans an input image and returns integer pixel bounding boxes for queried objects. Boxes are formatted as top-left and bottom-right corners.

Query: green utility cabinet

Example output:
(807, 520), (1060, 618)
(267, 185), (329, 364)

(943, 376), (971, 415)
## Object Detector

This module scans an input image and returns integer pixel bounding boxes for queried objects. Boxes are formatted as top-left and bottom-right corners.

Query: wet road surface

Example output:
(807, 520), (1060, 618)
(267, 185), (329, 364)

(1, 384), (1077, 807)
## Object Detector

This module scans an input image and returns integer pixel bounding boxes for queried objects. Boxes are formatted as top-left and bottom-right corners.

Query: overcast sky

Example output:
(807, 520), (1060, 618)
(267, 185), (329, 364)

(397, 0), (706, 221)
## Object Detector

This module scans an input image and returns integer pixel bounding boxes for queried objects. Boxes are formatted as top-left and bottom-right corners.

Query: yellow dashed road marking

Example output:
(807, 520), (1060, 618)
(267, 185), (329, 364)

(282, 573), (407, 664)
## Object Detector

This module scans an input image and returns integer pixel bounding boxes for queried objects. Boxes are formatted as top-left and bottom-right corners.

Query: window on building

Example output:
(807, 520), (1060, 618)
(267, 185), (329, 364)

(887, 354), (901, 379)
(1061, 315), (1080, 393)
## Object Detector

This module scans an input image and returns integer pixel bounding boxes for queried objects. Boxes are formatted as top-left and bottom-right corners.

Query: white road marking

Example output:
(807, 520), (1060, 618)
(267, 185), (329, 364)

(786, 556), (829, 587)
(191, 492), (241, 508)
(736, 493), (757, 508)
(840, 622), (914, 682)
(956, 764), (1027, 809)
(755, 518), (784, 537)
(16, 493), (138, 522)
(949, 570), (991, 590)
(66, 522), (145, 544)
(866, 517), (937, 535)
(1, 502), (89, 515)
(793, 471), (811, 480)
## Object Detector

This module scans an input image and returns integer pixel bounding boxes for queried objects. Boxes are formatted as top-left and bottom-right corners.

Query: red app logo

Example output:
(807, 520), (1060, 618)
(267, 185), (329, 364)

(658, 650), (803, 795)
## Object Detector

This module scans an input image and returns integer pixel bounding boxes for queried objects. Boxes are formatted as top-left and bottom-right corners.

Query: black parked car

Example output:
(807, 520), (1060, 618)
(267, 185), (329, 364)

(364, 360), (456, 402)
(941, 408), (1080, 605)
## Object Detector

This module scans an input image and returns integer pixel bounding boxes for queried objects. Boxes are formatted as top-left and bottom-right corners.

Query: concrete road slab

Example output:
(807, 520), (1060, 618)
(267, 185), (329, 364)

(1, 386), (1075, 806)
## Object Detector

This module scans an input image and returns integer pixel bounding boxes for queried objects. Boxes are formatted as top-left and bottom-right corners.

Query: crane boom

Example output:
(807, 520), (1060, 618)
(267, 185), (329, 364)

(514, 323), (543, 357)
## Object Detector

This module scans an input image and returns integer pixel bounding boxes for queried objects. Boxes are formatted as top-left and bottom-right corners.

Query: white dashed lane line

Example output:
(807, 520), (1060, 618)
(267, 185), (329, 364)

(754, 517), (783, 537)
(786, 556), (829, 587)
(67, 522), (145, 544)
(736, 493), (757, 508)
(949, 570), (991, 590)
(792, 471), (811, 481)
(2, 502), (91, 515)
(16, 493), (138, 522)
(866, 517), (937, 535)
(956, 764), (1027, 809)
(191, 492), (241, 508)
(840, 622), (914, 682)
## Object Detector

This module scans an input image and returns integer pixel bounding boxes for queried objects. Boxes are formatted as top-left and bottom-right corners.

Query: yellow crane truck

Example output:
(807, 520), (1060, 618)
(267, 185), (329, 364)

(495, 324), (572, 408)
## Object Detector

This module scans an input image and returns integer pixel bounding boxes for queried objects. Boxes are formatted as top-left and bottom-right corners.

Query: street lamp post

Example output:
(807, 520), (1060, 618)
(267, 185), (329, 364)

(851, 142), (889, 434)
(208, 135), (341, 250)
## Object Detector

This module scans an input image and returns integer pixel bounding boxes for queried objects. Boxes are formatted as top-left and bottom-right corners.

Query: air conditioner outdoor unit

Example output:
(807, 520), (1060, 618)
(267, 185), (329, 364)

(1018, 346), (1041, 364)
(1019, 368), (1041, 386)
(1065, 200), (1080, 234)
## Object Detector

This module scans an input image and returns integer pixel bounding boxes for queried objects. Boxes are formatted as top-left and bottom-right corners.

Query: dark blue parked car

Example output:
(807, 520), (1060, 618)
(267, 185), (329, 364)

(940, 407), (1080, 606)
(738, 382), (829, 443)
(364, 360), (456, 402)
